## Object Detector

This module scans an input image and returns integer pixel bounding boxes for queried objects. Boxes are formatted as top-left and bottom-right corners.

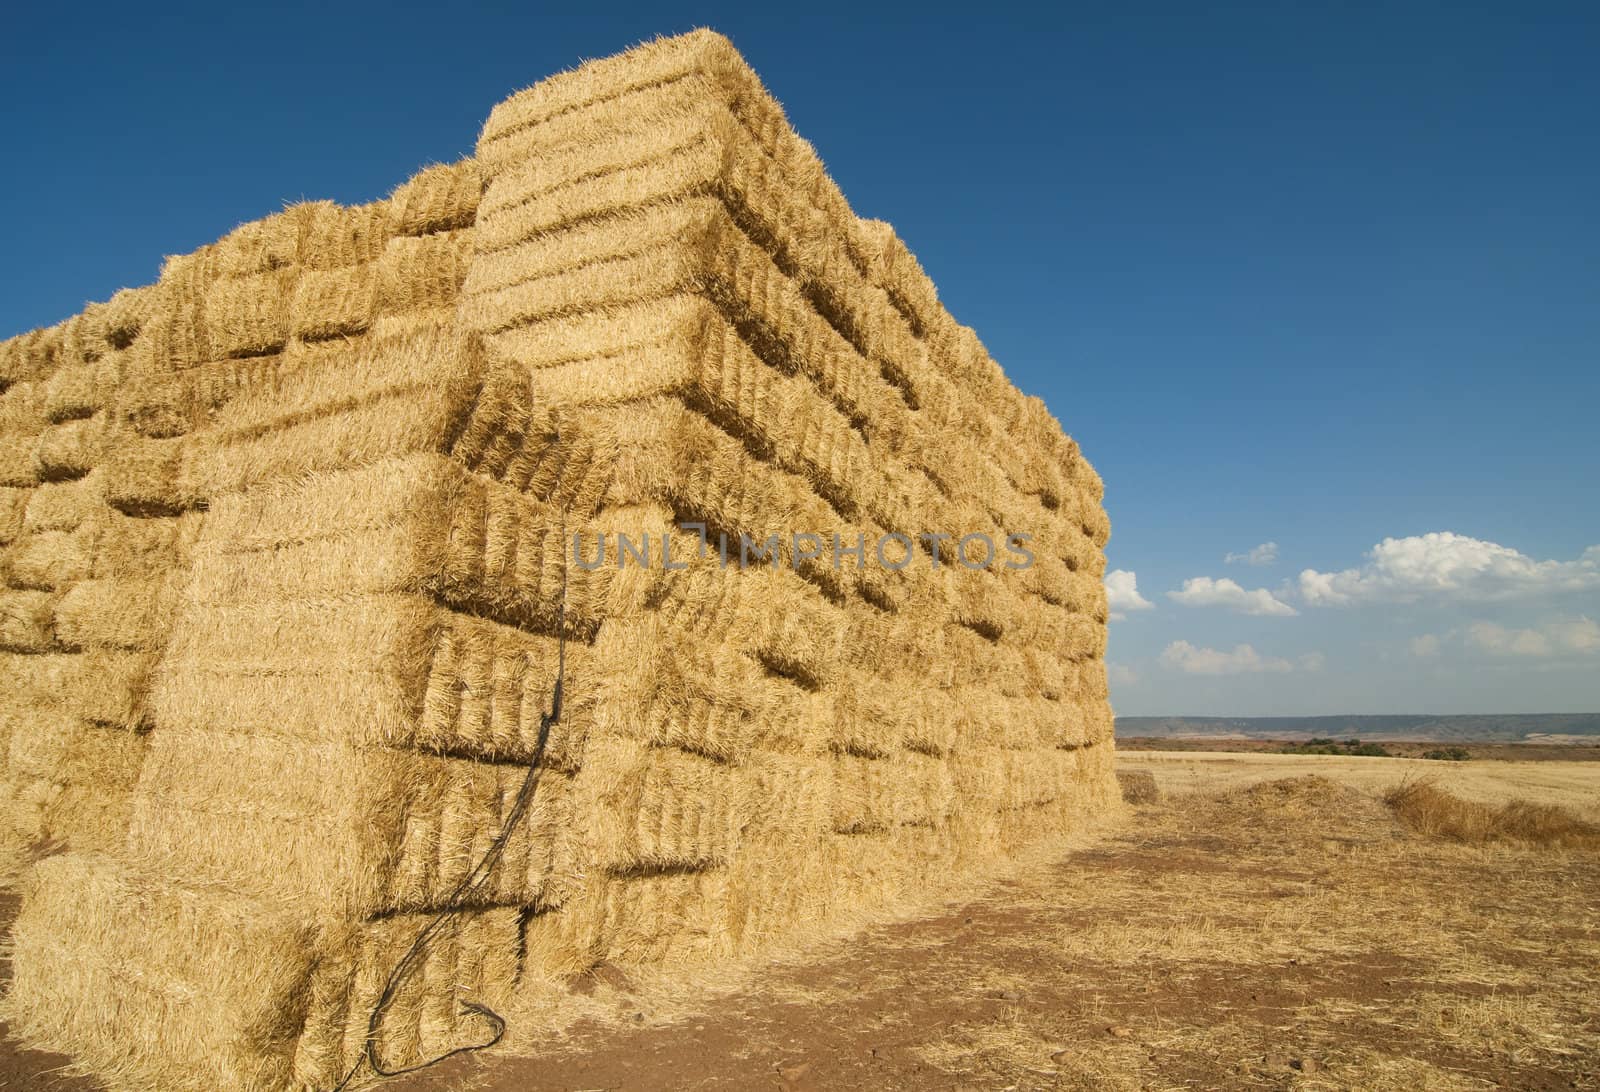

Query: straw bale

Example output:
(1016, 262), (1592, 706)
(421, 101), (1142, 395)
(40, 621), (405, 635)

(103, 436), (197, 515)
(375, 230), (473, 315)
(299, 198), (391, 269)
(6, 852), (318, 1092)
(204, 269), (296, 359)
(831, 752), (957, 834)
(53, 576), (175, 650)
(389, 158), (483, 236)
(35, 723), (147, 854)
(127, 307), (208, 375)
(0, 589), (55, 652)
(589, 616), (783, 763)
(5, 525), (96, 590)
(92, 509), (203, 581)
(214, 208), (303, 277)
(113, 364), (193, 444)
(0, 383), (48, 487)
(41, 357), (99, 423)
(152, 591), (593, 767)
(20, 469), (104, 534)
(580, 735), (749, 874)
(34, 414), (106, 482)
(0, 487), (26, 545)
(102, 285), (156, 349)
(294, 906), (522, 1089)
(291, 262), (375, 340)
(58, 308), (108, 367)
(127, 729), (580, 917)
(72, 649), (159, 729)
(188, 455), (629, 634)
(191, 329), (483, 496)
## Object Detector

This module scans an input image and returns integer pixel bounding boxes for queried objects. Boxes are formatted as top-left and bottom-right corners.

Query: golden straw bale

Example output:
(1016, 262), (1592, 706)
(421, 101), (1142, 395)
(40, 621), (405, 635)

(579, 735), (750, 874)
(185, 455), (633, 635)
(290, 263), (375, 341)
(5, 525), (96, 590)
(0, 487), (26, 545)
(37, 723), (147, 854)
(191, 329), (483, 496)
(214, 208), (303, 277)
(53, 577), (175, 650)
(204, 269), (296, 359)
(0, 589), (55, 652)
(92, 509), (203, 582)
(70, 649), (159, 729)
(58, 308), (107, 367)
(0, 383), (48, 487)
(389, 159), (482, 236)
(590, 616), (781, 763)
(103, 285), (156, 349)
(375, 230), (474, 315)
(41, 358), (99, 423)
(152, 592), (593, 765)
(293, 906), (522, 1090)
(128, 303), (210, 373)
(831, 752), (958, 834)
(33, 414), (106, 482)
(127, 729), (580, 917)
(299, 198), (391, 269)
(19, 470), (103, 535)
(103, 436), (198, 516)
(5, 852), (318, 1092)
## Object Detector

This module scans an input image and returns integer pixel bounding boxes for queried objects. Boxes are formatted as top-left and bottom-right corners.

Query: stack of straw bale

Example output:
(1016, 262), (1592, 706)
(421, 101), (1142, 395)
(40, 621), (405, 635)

(0, 30), (1118, 1091)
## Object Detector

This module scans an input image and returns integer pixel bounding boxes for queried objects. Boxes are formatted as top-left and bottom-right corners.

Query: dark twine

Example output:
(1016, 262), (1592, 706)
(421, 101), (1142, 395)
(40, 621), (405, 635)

(331, 427), (570, 1091)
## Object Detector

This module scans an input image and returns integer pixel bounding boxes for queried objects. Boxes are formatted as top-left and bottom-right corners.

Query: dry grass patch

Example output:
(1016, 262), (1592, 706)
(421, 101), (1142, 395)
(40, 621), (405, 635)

(1386, 778), (1600, 848)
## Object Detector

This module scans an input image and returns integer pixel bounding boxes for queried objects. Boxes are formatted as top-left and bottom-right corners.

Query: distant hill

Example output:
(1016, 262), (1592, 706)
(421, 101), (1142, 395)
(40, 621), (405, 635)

(1114, 714), (1600, 744)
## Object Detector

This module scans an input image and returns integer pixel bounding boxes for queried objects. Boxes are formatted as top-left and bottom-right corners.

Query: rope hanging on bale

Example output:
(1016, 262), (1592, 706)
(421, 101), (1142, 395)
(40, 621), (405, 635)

(331, 427), (571, 1091)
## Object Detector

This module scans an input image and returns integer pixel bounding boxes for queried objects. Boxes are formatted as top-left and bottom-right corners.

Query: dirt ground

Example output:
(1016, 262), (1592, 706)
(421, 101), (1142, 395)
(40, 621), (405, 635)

(2, 753), (1597, 1091)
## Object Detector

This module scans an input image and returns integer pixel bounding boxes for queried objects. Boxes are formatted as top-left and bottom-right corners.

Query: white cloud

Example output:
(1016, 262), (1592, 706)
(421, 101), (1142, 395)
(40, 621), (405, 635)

(1465, 617), (1600, 659)
(1299, 534), (1600, 606)
(1298, 651), (1327, 672)
(1167, 576), (1298, 617)
(1107, 662), (1139, 687)
(1104, 569), (1154, 621)
(1160, 640), (1296, 676)
(1410, 634), (1441, 657)
(1225, 541), (1278, 567)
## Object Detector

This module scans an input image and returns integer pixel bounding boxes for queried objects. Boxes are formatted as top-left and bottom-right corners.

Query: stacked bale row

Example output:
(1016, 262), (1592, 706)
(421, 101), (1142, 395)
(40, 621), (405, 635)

(3, 168), (519, 1091)
(0, 30), (1118, 1092)
(457, 27), (1118, 988)
(0, 289), (180, 870)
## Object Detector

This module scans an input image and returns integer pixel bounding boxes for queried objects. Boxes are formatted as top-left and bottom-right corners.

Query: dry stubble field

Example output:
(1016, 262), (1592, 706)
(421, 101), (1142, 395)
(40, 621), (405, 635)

(3, 750), (1596, 1091)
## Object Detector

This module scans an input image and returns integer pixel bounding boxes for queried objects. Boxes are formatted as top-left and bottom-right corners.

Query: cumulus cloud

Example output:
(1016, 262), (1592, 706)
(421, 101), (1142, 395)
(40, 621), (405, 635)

(1104, 569), (1154, 621)
(1107, 662), (1139, 687)
(1225, 542), (1279, 567)
(1160, 641), (1297, 675)
(1465, 617), (1600, 659)
(1167, 576), (1298, 617)
(1299, 534), (1600, 606)
(1410, 634), (1441, 657)
(1298, 651), (1327, 672)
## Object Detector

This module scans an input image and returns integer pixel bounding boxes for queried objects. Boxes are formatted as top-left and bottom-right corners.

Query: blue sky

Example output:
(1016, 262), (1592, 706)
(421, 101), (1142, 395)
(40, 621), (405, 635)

(4, 2), (1597, 714)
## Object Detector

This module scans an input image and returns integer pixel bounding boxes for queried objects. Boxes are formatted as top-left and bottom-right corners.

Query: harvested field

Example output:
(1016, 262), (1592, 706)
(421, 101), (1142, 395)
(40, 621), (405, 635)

(4, 757), (1595, 1090)
(1117, 750), (1600, 821)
